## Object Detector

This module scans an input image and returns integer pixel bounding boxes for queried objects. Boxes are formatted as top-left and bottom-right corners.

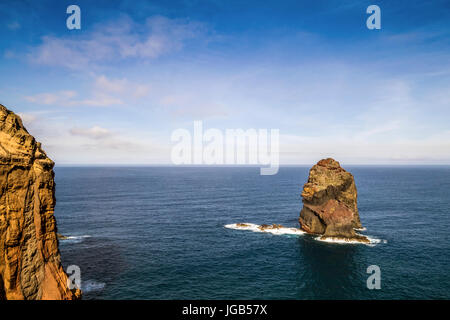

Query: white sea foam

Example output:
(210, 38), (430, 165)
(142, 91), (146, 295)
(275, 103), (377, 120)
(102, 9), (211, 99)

(82, 280), (106, 293)
(314, 234), (387, 246)
(365, 236), (388, 245)
(225, 223), (386, 246)
(60, 235), (91, 244)
(224, 223), (306, 236)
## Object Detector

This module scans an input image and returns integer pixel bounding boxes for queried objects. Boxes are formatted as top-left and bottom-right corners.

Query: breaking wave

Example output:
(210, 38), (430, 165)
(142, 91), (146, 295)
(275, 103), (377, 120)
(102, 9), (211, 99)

(82, 280), (106, 293)
(225, 223), (307, 236)
(60, 235), (91, 244)
(225, 223), (387, 246)
(314, 235), (387, 246)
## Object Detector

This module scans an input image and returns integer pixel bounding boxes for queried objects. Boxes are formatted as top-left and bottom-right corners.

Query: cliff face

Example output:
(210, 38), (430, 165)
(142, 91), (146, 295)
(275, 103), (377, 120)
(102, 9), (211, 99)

(299, 158), (368, 242)
(0, 104), (81, 300)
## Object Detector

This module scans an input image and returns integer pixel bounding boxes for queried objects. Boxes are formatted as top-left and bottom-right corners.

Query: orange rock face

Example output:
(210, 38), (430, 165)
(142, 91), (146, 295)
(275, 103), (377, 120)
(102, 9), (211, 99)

(0, 104), (81, 300)
(299, 158), (368, 242)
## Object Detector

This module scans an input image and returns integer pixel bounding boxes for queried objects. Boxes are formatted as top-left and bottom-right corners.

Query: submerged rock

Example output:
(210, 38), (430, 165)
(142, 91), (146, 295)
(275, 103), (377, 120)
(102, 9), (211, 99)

(299, 158), (369, 243)
(57, 234), (69, 240)
(236, 223), (250, 227)
(258, 224), (284, 231)
(0, 104), (81, 300)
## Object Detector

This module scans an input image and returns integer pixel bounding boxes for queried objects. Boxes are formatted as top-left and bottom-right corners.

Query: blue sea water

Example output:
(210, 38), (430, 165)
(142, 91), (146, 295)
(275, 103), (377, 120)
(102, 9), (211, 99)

(55, 166), (450, 299)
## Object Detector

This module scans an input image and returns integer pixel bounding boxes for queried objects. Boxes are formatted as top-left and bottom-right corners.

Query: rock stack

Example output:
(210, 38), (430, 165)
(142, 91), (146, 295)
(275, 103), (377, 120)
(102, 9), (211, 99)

(299, 158), (369, 243)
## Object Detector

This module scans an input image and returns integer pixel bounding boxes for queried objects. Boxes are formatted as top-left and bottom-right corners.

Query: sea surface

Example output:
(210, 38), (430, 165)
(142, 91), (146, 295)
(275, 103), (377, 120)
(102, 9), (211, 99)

(55, 166), (450, 299)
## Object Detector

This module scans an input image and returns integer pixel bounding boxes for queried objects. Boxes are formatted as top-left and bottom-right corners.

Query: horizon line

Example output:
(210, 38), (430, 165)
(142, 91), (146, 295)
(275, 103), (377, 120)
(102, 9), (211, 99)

(53, 163), (450, 167)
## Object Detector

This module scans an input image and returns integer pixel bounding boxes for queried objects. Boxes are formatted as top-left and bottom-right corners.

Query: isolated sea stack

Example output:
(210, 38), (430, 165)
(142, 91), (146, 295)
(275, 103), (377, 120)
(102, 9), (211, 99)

(299, 158), (369, 243)
(0, 104), (81, 299)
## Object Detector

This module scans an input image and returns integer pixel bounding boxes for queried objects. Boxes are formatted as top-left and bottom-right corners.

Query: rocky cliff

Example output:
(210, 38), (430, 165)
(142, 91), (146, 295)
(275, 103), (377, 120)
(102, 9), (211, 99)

(299, 158), (369, 243)
(0, 104), (81, 299)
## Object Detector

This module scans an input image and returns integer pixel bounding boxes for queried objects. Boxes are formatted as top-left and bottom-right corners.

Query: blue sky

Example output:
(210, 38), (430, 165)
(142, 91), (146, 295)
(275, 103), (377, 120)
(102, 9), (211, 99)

(1, 0), (449, 164)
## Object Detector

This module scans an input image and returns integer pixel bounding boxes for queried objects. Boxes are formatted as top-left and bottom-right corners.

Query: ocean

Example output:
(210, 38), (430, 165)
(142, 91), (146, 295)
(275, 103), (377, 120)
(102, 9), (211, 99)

(55, 166), (450, 299)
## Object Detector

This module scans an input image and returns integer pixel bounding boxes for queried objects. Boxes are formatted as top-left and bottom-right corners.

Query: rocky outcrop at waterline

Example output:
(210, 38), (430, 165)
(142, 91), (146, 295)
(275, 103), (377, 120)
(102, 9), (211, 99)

(299, 158), (369, 243)
(0, 104), (81, 300)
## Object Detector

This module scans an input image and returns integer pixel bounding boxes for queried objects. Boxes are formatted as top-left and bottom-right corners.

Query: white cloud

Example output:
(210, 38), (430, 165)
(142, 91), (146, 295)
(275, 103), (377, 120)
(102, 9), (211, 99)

(133, 84), (151, 98)
(28, 119), (170, 164)
(30, 16), (206, 70)
(279, 131), (450, 165)
(24, 75), (150, 107)
(94, 75), (151, 99)
(70, 126), (112, 140)
(78, 94), (124, 107)
(383, 30), (449, 44)
(24, 90), (121, 107)
(17, 112), (37, 126)
(16, 24), (450, 164)
(25, 91), (78, 106)
(95, 75), (128, 94)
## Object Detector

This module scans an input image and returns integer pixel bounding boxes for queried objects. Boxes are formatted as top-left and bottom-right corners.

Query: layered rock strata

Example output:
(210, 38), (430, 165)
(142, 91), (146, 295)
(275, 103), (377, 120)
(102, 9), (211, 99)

(299, 158), (369, 243)
(0, 104), (81, 299)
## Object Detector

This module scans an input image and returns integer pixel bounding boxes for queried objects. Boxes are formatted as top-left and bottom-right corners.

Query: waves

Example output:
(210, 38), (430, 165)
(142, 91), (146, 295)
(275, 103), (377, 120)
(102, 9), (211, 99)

(59, 235), (91, 244)
(51, 167), (450, 299)
(224, 223), (307, 236)
(82, 280), (106, 293)
(313, 235), (387, 246)
(59, 235), (106, 295)
(225, 223), (387, 246)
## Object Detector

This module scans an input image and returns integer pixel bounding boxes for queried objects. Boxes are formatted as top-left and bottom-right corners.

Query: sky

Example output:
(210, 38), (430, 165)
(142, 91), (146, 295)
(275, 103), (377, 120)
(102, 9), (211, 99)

(0, 0), (449, 165)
